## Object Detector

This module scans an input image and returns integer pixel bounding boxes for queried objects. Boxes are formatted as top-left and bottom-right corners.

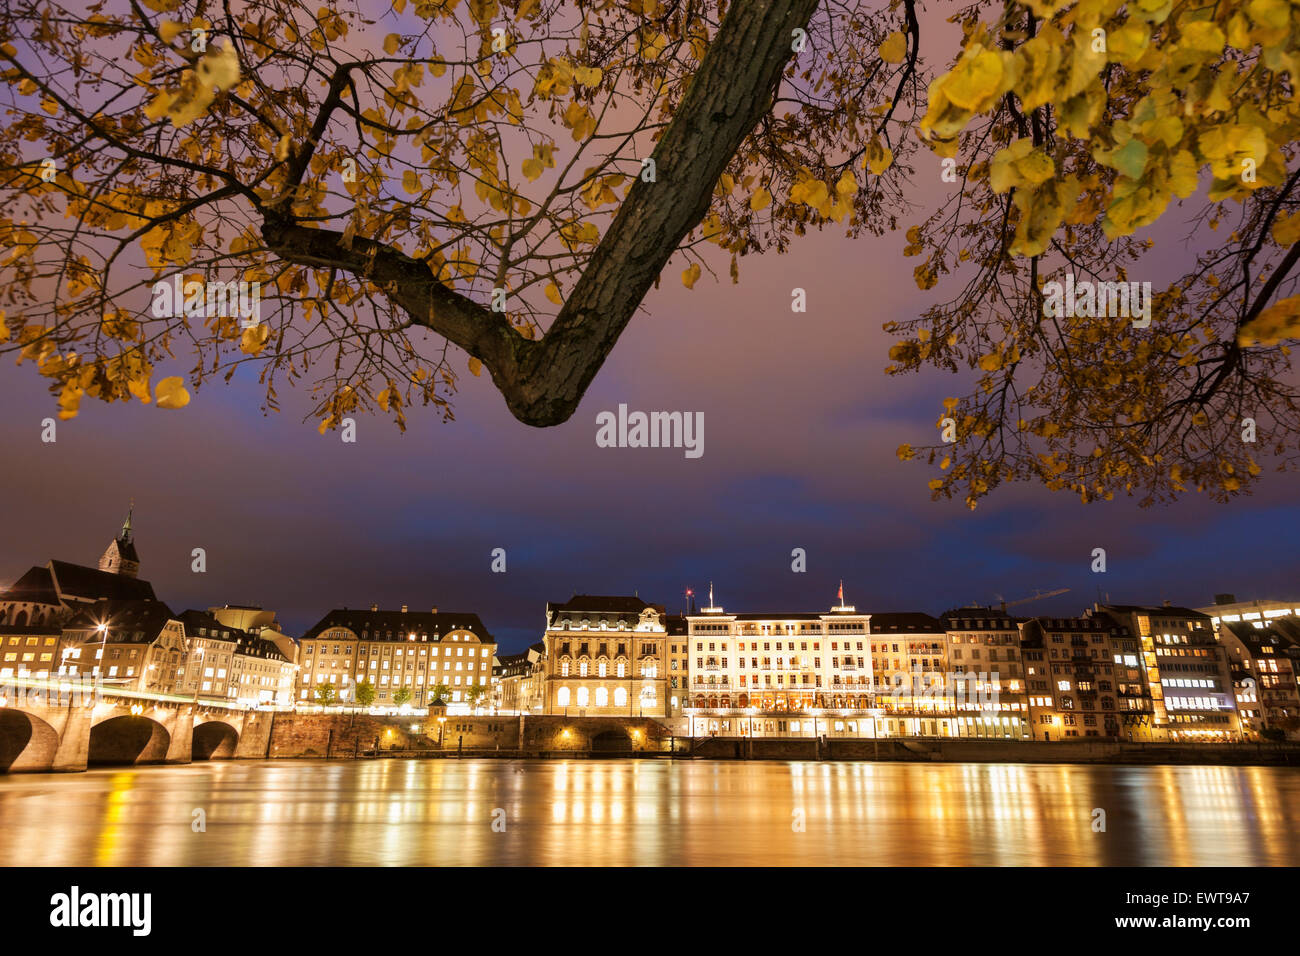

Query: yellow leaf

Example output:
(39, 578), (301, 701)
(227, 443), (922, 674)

(240, 322), (270, 355)
(196, 43), (240, 91)
(878, 31), (907, 64)
(143, 89), (175, 120)
(749, 186), (772, 211)
(682, 262), (701, 289)
(544, 281), (562, 305)
(573, 66), (602, 86)
(468, 356), (483, 377)
(1239, 295), (1300, 346)
(275, 134), (291, 163)
(1272, 211), (1300, 247)
(159, 20), (185, 43)
(383, 33), (401, 55)
(865, 139), (893, 175)
(154, 376), (190, 410)
(402, 169), (421, 194)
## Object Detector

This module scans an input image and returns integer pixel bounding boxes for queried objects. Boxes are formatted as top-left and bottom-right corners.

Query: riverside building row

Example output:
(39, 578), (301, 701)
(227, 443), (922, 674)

(493, 590), (1300, 743)
(2, 518), (1297, 739)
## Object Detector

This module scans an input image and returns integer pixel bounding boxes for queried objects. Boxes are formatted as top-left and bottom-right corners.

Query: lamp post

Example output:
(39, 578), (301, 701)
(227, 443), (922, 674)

(192, 646), (205, 704)
(94, 621), (108, 683)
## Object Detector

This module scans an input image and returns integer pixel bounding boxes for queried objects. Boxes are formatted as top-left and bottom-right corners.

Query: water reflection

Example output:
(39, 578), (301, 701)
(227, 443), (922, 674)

(1, 759), (1298, 866)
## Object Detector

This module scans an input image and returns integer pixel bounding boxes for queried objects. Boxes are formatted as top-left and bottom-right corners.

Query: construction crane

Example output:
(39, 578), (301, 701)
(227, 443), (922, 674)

(996, 588), (1070, 614)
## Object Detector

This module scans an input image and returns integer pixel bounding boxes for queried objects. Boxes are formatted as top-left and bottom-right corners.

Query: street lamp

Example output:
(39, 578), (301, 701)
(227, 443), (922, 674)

(192, 646), (205, 703)
(94, 622), (108, 683)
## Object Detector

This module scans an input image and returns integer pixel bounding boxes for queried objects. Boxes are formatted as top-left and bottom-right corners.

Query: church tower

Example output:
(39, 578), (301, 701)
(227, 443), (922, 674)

(98, 504), (140, 578)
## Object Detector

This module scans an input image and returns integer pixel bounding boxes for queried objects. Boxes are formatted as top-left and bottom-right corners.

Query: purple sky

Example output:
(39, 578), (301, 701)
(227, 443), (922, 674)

(3, 218), (1298, 651)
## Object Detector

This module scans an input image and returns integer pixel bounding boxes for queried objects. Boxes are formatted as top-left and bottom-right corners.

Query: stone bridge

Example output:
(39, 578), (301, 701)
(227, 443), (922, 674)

(0, 680), (275, 773)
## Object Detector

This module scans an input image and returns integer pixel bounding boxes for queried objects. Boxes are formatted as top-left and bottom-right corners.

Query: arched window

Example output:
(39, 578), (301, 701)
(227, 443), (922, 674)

(597, 659), (607, 677)
(560, 658), (570, 677)
(579, 660), (589, 677)
(614, 687), (628, 707)
(616, 660), (626, 678)
(557, 687), (570, 707)
(576, 687), (590, 707)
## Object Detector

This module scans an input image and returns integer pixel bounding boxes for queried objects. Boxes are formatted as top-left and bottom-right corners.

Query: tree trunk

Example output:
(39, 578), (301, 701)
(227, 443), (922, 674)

(262, 0), (821, 426)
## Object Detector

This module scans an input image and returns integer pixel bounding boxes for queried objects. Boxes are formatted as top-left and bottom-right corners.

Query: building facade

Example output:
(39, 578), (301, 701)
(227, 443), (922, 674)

(1219, 619), (1300, 740)
(1101, 604), (1241, 741)
(542, 596), (668, 717)
(297, 605), (495, 710)
(59, 600), (189, 694)
(685, 594), (873, 713)
(938, 608), (1030, 739)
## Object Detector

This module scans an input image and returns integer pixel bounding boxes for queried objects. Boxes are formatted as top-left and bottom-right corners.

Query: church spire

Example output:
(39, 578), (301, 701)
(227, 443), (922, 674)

(99, 503), (140, 578)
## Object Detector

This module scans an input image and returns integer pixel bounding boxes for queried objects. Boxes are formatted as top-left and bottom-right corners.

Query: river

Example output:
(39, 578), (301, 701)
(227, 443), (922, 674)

(1, 758), (1298, 866)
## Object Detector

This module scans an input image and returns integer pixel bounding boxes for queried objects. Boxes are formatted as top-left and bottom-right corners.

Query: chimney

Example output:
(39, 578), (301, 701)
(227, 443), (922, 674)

(1162, 599), (1171, 607)
(431, 606), (438, 614)
(370, 603), (378, 612)
(1214, 593), (1236, 606)
(401, 605), (408, 614)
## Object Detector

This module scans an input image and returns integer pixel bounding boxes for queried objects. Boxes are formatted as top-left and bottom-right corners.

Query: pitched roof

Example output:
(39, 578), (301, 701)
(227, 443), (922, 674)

(939, 608), (1027, 629)
(1223, 619), (1300, 656)
(3, 566), (59, 604)
(548, 594), (661, 614)
(301, 608), (494, 644)
(179, 608), (242, 641)
(546, 595), (665, 627)
(1101, 603), (1211, 619)
(66, 600), (176, 644)
(869, 612), (944, 632)
(49, 560), (156, 603)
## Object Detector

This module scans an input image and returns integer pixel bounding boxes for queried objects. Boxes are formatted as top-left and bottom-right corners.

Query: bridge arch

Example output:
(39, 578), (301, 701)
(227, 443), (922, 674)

(192, 719), (239, 760)
(0, 709), (61, 772)
(88, 714), (171, 766)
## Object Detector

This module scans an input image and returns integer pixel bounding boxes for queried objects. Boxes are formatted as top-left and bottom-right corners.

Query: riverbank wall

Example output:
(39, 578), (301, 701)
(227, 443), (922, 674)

(263, 714), (1300, 766)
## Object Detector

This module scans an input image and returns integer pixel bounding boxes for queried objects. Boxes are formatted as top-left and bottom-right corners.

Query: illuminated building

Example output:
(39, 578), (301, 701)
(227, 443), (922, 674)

(59, 600), (189, 694)
(869, 612), (946, 736)
(542, 595), (668, 717)
(664, 613), (690, 715)
(178, 610), (294, 706)
(493, 641), (544, 713)
(1218, 618), (1300, 741)
(1020, 614), (1129, 740)
(938, 608), (1030, 739)
(684, 586), (873, 716)
(1099, 603), (1241, 741)
(298, 605), (496, 711)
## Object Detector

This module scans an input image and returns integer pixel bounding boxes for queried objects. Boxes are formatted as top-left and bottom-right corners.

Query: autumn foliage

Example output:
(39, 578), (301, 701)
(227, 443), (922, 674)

(0, 0), (1298, 507)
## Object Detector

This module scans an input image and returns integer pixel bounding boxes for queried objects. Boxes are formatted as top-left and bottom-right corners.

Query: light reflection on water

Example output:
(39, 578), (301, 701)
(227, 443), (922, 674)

(1, 759), (1297, 866)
